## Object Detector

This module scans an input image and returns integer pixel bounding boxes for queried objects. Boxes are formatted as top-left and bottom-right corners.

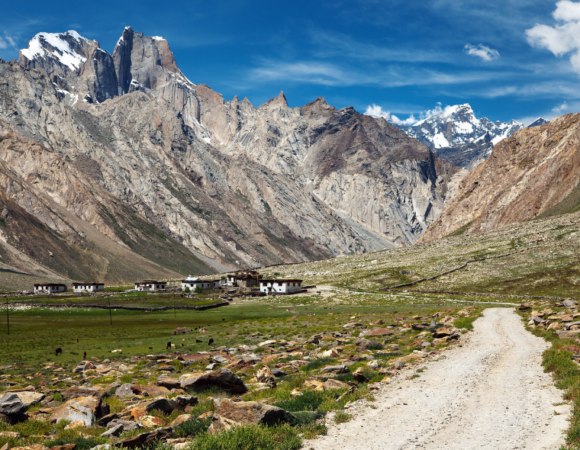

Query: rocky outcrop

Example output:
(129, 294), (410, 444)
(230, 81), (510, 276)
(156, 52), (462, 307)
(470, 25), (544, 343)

(420, 114), (580, 242)
(0, 27), (459, 284)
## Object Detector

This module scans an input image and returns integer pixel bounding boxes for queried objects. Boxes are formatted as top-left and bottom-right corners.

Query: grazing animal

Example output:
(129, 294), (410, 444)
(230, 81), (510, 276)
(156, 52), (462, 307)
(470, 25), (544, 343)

(222, 318), (225, 321)
(83, 351), (86, 359)
(149, 347), (153, 350)
(76, 337), (79, 343)
(196, 339), (202, 343)
(208, 338), (214, 345)
(181, 343), (184, 347)
(166, 342), (172, 349)
(55, 348), (62, 356)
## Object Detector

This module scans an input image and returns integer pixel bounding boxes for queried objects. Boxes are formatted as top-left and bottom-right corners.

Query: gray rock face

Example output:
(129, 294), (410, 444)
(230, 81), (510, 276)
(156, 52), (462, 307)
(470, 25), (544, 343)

(0, 393), (27, 415)
(0, 27), (459, 283)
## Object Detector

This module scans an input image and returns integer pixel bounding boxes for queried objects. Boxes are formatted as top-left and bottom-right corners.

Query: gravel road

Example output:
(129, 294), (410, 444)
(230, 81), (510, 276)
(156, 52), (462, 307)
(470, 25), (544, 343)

(308, 308), (570, 450)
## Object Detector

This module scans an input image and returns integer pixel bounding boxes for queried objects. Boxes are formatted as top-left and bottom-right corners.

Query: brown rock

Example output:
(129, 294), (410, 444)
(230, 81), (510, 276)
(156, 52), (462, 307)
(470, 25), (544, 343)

(169, 414), (193, 427)
(157, 377), (180, 390)
(557, 330), (580, 339)
(50, 445), (76, 450)
(433, 328), (452, 338)
(322, 379), (351, 390)
(49, 396), (101, 426)
(208, 399), (296, 434)
(179, 369), (247, 394)
(116, 426), (174, 448)
(360, 328), (394, 337)
(256, 366), (276, 387)
(131, 385), (170, 397)
(303, 379), (325, 390)
(560, 345), (580, 354)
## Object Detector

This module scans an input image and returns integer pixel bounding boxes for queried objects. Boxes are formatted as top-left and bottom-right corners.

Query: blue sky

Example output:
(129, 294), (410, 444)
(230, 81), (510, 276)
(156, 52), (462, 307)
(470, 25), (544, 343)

(1, 0), (579, 125)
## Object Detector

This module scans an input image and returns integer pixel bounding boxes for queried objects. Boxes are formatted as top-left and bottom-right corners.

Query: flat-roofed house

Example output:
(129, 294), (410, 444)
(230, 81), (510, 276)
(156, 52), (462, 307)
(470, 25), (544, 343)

(134, 280), (167, 291)
(259, 279), (303, 295)
(227, 270), (263, 287)
(34, 283), (67, 294)
(73, 282), (105, 293)
(182, 276), (220, 291)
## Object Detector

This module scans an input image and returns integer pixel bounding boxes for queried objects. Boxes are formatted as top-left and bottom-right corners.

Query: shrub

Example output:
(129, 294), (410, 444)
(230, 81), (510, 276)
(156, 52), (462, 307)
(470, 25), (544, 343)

(53, 392), (63, 403)
(194, 286), (203, 294)
(333, 411), (352, 424)
(174, 416), (213, 438)
(300, 357), (335, 372)
(191, 424), (301, 450)
(184, 287), (191, 293)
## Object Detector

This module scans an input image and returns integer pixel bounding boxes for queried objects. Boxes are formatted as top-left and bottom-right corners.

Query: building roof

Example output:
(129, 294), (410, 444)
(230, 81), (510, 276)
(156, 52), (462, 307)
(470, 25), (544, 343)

(34, 283), (67, 287)
(260, 279), (303, 283)
(136, 280), (164, 284)
(73, 282), (104, 286)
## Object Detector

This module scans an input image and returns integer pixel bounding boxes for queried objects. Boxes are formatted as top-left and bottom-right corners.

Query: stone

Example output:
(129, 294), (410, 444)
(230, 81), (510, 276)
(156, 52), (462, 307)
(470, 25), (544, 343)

(134, 397), (177, 414)
(49, 396), (102, 426)
(60, 387), (101, 402)
(131, 385), (170, 397)
(156, 377), (181, 390)
(97, 413), (119, 427)
(64, 420), (85, 430)
(101, 424), (123, 437)
(107, 419), (141, 432)
(15, 392), (45, 408)
(138, 415), (166, 428)
(566, 321), (580, 330)
(322, 379), (351, 390)
(353, 368), (368, 383)
(320, 365), (348, 374)
(73, 361), (95, 373)
(564, 300), (577, 308)
(560, 315), (574, 322)
(256, 366), (276, 387)
(303, 379), (325, 390)
(0, 393), (27, 415)
(0, 431), (20, 438)
(115, 384), (136, 399)
(209, 399), (296, 434)
(560, 345), (580, 354)
(175, 396), (198, 410)
(532, 316), (544, 325)
(433, 328), (452, 338)
(49, 445), (75, 450)
(321, 349), (340, 357)
(367, 360), (380, 369)
(115, 426), (174, 448)
(169, 414), (193, 427)
(557, 330), (580, 339)
(179, 369), (247, 394)
(271, 369), (287, 378)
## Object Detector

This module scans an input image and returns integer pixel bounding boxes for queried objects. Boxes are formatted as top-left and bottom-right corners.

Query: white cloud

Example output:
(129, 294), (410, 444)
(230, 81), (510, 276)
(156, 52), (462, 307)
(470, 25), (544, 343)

(464, 44), (500, 61)
(365, 102), (448, 126)
(526, 1), (580, 74)
(365, 105), (417, 125)
(0, 33), (16, 50)
(552, 101), (569, 112)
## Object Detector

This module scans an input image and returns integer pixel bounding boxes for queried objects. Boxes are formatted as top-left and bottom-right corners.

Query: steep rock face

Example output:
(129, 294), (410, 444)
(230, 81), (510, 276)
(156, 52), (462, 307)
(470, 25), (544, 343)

(2, 27), (460, 281)
(420, 114), (580, 242)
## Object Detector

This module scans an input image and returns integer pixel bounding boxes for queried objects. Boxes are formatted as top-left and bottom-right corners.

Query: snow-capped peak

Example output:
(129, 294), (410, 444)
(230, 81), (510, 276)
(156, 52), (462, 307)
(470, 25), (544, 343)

(528, 118), (549, 128)
(20, 30), (88, 70)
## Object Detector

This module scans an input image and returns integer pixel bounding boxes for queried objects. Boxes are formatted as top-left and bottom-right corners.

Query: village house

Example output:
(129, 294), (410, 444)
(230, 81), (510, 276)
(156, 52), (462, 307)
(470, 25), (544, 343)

(226, 270), (263, 287)
(72, 282), (105, 293)
(259, 279), (303, 295)
(181, 275), (220, 291)
(134, 280), (167, 291)
(33, 283), (67, 294)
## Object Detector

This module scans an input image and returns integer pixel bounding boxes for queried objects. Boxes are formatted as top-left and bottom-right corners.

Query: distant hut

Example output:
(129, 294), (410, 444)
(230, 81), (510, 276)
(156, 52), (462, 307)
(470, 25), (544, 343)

(134, 280), (167, 291)
(181, 275), (220, 291)
(259, 279), (303, 295)
(73, 282), (104, 293)
(34, 283), (67, 294)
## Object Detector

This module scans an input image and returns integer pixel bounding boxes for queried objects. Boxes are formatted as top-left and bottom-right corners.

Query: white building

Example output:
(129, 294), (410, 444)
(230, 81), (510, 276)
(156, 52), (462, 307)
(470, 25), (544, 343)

(135, 280), (167, 291)
(73, 282), (104, 293)
(34, 283), (67, 294)
(182, 275), (220, 291)
(259, 279), (303, 294)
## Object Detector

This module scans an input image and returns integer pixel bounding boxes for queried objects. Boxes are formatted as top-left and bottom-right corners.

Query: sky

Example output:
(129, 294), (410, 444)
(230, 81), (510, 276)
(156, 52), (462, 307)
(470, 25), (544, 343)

(1, 0), (580, 125)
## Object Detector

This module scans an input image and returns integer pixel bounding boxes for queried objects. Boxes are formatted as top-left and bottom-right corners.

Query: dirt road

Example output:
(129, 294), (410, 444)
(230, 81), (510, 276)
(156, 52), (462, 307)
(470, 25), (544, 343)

(308, 308), (570, 450)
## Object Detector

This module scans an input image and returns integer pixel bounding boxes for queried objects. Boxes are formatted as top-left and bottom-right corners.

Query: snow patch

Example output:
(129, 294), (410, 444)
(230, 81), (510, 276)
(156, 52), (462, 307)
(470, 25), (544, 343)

(21, 31), (87, 70)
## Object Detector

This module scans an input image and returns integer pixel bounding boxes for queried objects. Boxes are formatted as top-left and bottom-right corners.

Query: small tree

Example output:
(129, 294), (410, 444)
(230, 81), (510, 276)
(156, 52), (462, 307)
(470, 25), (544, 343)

(183, 286), (191, 293)
(194, 286), (203, 294)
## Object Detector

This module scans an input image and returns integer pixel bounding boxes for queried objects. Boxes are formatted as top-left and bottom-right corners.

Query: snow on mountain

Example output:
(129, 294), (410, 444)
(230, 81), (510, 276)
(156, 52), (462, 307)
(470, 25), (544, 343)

(528, 118), (549, 128)
(369, 103), (523, 169)
(20, 31), (89, 70)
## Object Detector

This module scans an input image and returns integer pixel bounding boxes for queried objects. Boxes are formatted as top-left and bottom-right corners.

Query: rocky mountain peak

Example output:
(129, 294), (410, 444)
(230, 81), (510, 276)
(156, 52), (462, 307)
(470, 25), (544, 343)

(19, 30), (92, 75)
(528, 118), (549, 128)
(260, 91), (289, 110)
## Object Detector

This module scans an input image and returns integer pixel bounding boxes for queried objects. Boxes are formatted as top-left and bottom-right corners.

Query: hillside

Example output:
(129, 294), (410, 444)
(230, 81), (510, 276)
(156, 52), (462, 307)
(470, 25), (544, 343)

(0, 27), (459, 286)
(419, 113), (580, 243)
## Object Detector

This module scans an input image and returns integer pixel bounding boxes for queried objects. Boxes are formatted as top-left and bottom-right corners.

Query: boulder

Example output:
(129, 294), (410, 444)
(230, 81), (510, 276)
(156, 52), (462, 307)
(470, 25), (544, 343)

(433, 328), (452, 338)
(101, 424), (123, 437)
(64, 420), (85, 430)
(130, 397), (177, 414)
(131, 385), (170, 397)
(303, 379), (325, 390)
(169, 414), (192, 427)
(115, 383), (136, 399)
(271, 369), (287, 378)
(256, 366), (276, 387)
(532, 316), (544, 325)
(355, 339), (383, 350)
(209, 399), (295, 434)
(60, 387), (101, 402)
(107, 419), (141, 432)
(15, 392), (45, 408)
(179, 368), (247, 394)
(49, 397), (100, 426)
(558, 330), (580, 339)
(361, 328), (394, 337)
(116, 427), (174, 448)
(137, 415), (166, 428)
(73, 361), (95, 373)
(156, 377), (181, 390)
(175, 396), (198, 410)
(322, 379), (351, 390)
(565, 321), (580, 330)
(97, 413), (119, 427)
(320, 365), (348, 374)
(563, 300), (577, 308)
(0, 393), (27, 415)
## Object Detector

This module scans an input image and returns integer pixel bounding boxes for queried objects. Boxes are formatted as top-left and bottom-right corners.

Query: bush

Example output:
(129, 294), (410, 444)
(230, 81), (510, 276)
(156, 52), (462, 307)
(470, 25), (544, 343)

(333, 411), (352, 424)
(53, 392), (63, 403)
(194, 286), (203, 294)
(175, 416), (213, 438)
(300, 357), (335, 372)
(184, 287), (191, 293)
(191, 424), (301, 450)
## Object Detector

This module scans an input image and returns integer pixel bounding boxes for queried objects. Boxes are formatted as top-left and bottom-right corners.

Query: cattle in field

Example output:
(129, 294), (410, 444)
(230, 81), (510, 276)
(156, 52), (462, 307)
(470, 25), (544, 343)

(55, 348), (62, 356)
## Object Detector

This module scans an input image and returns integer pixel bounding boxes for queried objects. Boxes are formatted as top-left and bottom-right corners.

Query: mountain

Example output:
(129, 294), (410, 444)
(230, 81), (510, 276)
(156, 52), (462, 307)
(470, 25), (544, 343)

(528, 118), (549, 128)
(0, 27), (458, 286)
(386, 104), (523, 169)
(419, 114), (580, 242)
